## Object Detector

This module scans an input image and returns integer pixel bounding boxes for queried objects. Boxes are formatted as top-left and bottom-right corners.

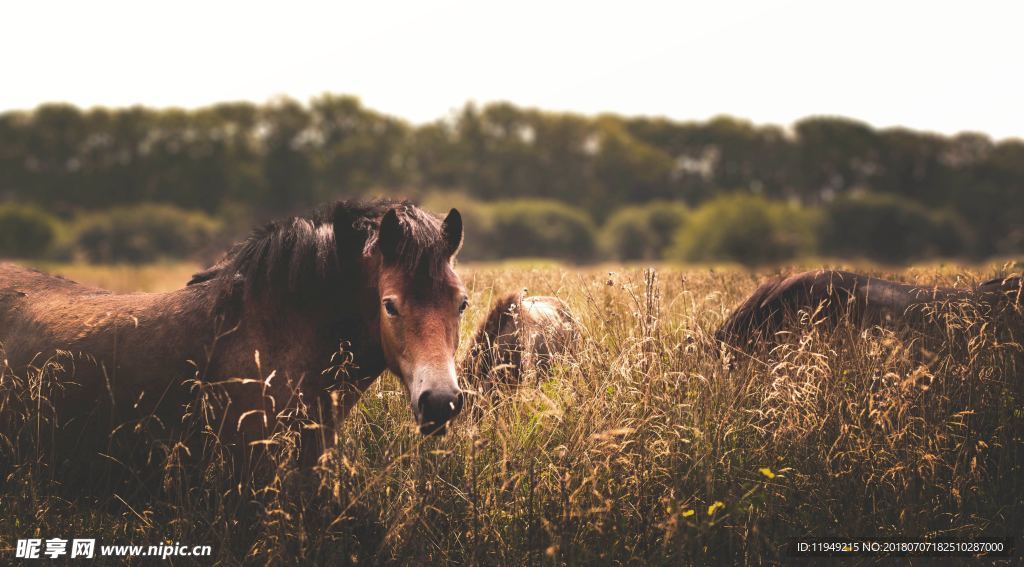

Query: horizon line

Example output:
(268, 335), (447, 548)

(3, 94), (1021, 144)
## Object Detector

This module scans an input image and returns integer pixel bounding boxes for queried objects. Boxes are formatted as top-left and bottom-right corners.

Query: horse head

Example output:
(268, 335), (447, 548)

(370, 206), (467, 435)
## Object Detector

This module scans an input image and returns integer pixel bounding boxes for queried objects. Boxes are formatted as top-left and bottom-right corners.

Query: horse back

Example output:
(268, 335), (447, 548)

(0, 263), (226, 434)
(716, 270), (905, 346)
(2, 263), (166, 364)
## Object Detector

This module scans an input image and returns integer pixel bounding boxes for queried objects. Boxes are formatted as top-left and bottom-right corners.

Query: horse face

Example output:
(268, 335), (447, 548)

(376, 208), (467, 435)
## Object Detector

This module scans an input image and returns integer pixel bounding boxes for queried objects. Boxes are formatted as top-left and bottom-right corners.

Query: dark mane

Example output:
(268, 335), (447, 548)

(713, 275), (787, 346)
(475, 291), (524, 344)
(189, 199), (451, 300)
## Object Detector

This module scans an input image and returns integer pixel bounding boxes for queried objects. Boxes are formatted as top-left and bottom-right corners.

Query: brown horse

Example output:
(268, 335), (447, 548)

(0, 200), (469, 469)
(462, 291), (578, 392)
(716, 269), (1023, 350)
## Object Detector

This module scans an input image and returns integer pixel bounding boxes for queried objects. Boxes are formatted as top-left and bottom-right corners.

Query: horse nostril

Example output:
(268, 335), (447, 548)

(417, 389), (435, 420)
(417, 389), (463, 428)
(452, 391), (465, 416)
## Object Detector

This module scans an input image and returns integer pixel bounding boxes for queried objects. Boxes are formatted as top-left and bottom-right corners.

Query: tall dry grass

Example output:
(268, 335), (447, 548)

(1, 262), (1021, 564)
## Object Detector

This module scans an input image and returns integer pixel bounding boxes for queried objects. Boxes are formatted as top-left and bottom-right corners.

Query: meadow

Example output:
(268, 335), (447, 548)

(1, 261), (1022, 564)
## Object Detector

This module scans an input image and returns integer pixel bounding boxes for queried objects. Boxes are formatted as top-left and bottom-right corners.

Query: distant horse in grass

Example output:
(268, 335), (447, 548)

(716, 269), (1023, 351)
(0, 200), (469, 475)
(462, 291), (578, 392)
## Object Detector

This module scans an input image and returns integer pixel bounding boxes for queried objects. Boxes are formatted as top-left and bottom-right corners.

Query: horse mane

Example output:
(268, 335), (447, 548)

(189, 199), (451, 302)
(714, 275), (788, 346)
(474, 291), (525, 344)
(463, 291), (524, 383)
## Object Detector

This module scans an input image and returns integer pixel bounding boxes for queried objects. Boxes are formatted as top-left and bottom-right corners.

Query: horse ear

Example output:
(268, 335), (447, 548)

(442, 208), (463, 258)
(378, 208), (403, 262)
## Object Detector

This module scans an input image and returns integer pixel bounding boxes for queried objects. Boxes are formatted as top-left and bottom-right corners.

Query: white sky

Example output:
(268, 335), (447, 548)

(3, 0), (1023, 139)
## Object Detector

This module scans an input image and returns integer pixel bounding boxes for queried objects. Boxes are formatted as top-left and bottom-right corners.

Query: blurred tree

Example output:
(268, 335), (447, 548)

(0, 98), (1019, 259)
(668, 194), (818, 265)
(78, 107), (153, 209)
(822, 192), (973, 262)
(602, 201), (688, 260)
(200, 102), (266, 210)
(73, 204), (221, 263)
(873, 128), (950, 204)
(619, 117), (714, 202)
(260, 98), (314, 213)
(0, 112), (29, 203)
(310, 94), (412, 199)
(21, 104), (89, 208)
(408, 121), (463, 189)
(484, 199), (596, 260)
(592, 118), (675, 215)
(794, 116), (879, 202)
(947, 140), (1024, 255)
(0, 203), (59, 258)
(702, 116), (794, 200)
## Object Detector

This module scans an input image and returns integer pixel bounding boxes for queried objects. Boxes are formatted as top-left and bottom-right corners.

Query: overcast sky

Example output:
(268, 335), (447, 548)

(3, 0), (1022, 139)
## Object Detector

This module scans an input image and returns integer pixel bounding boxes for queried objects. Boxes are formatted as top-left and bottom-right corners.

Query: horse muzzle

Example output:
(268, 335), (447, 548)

(416, 386), (465, 436)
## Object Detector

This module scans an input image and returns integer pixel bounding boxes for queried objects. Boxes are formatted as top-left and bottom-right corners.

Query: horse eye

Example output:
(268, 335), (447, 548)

(459, 298), (469, 314)
(383, 299), (400, 317)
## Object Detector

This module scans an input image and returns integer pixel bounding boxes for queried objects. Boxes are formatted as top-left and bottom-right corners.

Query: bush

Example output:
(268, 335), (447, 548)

(73, 204), (222, 263)
(822, 192), (974, 262)
(602, 201), (688, 261)
(667, 194), (818, 265)
(929, 210), (977, 257)
(483, 199), (597, 261)
(0, 203), (60, 259)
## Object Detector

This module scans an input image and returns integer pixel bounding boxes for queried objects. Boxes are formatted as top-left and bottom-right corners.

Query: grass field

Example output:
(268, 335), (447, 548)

(2, 261), (1022, 564)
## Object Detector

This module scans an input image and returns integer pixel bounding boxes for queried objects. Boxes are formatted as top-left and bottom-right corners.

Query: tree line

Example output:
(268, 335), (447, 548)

(0, 95), (1021, 262)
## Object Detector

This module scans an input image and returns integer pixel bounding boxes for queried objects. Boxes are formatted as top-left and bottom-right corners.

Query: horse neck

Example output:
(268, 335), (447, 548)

(231, 259), (385, 384)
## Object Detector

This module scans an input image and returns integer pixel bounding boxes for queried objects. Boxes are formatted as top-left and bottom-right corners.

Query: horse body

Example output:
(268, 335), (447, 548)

(464, 292), (578, 391)
(2, 265), (202, 415)
(0, 267), (364, 464)
(0, 200), (467, 468)
(716, 269), (1022, 349)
